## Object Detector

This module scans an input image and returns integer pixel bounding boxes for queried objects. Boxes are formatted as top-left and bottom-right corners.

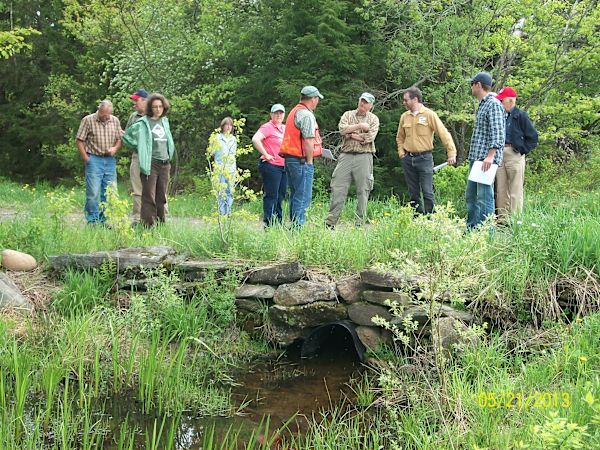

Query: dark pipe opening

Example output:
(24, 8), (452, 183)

(300, 320), (367, 362)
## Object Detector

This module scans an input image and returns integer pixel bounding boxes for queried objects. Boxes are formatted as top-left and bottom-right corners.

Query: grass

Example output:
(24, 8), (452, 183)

(0, 150), (599, 448)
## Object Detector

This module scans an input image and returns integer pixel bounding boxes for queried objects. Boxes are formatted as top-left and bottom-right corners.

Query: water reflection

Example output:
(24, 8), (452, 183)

(104, 326), (362, 448)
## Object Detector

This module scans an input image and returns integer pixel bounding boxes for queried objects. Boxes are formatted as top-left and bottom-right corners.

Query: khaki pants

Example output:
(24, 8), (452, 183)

(130, 152), (143, 217)
(131, 152), (168, 219)
(326, 152), (374, 226)
(496, 145), (525, 221)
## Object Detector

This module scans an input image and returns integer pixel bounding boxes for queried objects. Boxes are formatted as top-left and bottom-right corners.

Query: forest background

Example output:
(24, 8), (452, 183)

(1, 0), (599, 198)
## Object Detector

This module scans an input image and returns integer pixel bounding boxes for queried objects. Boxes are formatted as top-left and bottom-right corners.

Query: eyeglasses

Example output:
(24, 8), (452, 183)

(470, 81), (479, 86)
(151, 105), (164, 109)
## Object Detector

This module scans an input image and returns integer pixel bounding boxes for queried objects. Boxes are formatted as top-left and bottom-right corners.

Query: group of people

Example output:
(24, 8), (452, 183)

(76, 89), (174, 227)
(396, 72), (537, 229)
(76, 72), (537, 231)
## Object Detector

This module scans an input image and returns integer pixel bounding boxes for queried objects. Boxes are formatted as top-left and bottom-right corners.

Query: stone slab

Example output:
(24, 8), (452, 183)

(235, 284), (276, 299)
(245, 262), (305, 285)
(0, 272), (33, 312)
(362, 290), (412, 307)
(269, 301), (347, 329)
(347, 302), (393, 327)
(49, 246), (176, 273)
(273, 280), (336, 306)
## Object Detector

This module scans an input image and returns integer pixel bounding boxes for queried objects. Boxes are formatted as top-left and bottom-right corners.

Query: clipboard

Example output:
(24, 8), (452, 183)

(468, 161), (498, 185)
(433, 162), (448, 172)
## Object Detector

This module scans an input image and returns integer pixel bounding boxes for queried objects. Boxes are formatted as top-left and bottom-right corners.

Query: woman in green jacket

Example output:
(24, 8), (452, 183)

(123, 93), (175, 227)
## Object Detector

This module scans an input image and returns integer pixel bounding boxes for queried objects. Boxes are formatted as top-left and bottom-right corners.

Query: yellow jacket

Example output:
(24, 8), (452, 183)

(396, 106), (456, 159)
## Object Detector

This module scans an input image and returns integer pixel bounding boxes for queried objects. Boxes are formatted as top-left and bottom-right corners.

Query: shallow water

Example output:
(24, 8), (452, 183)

(103, 329), (363, 448)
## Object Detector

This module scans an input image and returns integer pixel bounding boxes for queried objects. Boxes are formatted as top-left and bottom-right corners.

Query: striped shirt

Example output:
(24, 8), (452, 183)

(76, 112), (122, 156)
(339, 109), (379, 154)
(468, 93), (505, 165)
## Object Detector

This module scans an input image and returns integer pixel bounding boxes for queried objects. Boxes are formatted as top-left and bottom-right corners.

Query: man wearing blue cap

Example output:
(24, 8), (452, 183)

(280, 86), (324, 226)
(466, 71), (505, 229)
(325, 92), (379, 228)
(126, 89), (149, 220)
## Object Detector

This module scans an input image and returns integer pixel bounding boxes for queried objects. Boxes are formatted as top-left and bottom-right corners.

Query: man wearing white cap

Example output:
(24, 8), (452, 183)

(280, 86), (324, 226)
(325, 92), (380, 228)
(495, 86), (538, 221)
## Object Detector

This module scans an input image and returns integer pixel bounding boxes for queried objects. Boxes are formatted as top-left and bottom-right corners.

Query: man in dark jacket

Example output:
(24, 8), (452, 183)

(495, 86), (538, 220)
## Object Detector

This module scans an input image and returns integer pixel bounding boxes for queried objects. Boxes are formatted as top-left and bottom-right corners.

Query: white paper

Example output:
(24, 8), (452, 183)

(321, 148), (336, 160)
(468, 161), (498, 185)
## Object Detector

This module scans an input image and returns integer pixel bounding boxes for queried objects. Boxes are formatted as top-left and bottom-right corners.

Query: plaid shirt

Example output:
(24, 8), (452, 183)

(468, 93), (505, 165)
(338, 109), (379, 154)
(76, 112), (122, 156)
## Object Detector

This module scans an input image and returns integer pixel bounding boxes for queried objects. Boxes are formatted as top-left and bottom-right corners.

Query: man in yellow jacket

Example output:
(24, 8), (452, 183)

(396, 86), (457, 215)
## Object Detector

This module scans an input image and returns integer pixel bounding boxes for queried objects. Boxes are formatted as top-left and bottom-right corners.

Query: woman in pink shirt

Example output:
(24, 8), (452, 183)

(252, 104), (287, 227)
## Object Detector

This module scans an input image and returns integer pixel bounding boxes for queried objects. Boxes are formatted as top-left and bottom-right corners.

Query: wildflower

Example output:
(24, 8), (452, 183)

(579, 356), (588, 362)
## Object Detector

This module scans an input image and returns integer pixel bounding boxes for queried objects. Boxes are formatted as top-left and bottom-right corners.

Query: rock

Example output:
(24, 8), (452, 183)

(391, 304), (474, 328)
(269, 302), (347, 329)
(356, 326), (386, 351)
(1, 249), (37, 271)
(360, 269), (417, 289)
(437, 304), (474, 322)
(48, 246), (176, 273)
(235, 298), (264, 314)
(273, 280), (336, 306)
(433, 317), (478, 351)
(362, 290), (412, 307)
(347, 302), (393, 327)
(268, 323), (305, 347)
(173, 259), (238, 281)
(235, 284), (276, 299)
(336, 276), (367, 304)
(0, 272), (33, 312)
(245, 262), (305, 285)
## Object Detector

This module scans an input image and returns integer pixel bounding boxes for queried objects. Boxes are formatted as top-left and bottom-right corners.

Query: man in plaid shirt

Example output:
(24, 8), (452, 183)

(76, 100), (122, 224)
(466, 72), (505, 230)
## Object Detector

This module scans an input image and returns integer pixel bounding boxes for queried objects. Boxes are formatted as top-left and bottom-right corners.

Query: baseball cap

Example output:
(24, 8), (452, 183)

(300, 86), (324, 99)
(469, 72), (493, 87)
(496, 86), (518, 101)
(270, 103), (285, 113)
(359, 92), (375, 103)
(129, 89), (149, 100)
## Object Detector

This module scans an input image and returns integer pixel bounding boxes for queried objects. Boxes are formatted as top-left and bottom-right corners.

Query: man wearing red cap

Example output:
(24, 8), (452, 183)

(495, 86), (538, 220)
(126, 89), (149, 221)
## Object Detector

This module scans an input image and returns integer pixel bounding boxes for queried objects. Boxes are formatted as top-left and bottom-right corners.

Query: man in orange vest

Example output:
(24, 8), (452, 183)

(279, 85), (324, 226)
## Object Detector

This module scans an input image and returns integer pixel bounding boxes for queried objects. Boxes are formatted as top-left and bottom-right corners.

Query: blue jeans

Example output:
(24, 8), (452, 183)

(285, 156), (314, 226)
(217, 174), (234, 216)
(85, 154), (116, 223)
(465, 160), (495, 229)
(401, 152), (434, 214)
(259, 160), (287, 226)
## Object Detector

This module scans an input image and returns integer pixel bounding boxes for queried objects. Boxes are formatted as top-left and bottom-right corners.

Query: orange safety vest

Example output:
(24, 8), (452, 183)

(279, 103), (323, 158)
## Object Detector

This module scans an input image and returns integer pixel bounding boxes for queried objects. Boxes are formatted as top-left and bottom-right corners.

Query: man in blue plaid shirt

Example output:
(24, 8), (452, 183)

(466, 72), (505, 229)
